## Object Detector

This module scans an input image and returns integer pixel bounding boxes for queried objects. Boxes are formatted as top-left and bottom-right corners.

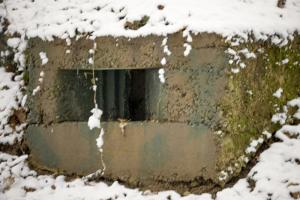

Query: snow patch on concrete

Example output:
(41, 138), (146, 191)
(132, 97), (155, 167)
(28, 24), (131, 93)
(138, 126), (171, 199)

(39, 52), (48, 65)
(88, 107), (103, 130)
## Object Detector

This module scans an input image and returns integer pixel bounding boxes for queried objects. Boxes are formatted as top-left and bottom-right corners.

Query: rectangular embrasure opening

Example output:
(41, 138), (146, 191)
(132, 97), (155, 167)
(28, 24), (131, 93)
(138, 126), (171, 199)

(56, 68), (161, 122)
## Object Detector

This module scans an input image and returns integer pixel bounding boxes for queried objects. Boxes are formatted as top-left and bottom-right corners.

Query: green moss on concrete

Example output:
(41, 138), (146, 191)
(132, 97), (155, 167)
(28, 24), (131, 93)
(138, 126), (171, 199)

(217, 36), (300, 178)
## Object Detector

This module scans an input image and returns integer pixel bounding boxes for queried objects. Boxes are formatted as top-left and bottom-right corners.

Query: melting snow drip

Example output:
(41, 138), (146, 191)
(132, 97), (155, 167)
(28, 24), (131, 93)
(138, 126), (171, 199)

(88, 107), (106, 175)
(21, 95), (27, 107)
(158, 68), (165, 83)
(87, 88), (106, 174)
(163, 45), (171, 56)
(182, 30), (192, 56)
(96, 128), (106, 175)
(183, 29), (193, 42)
(88, 107), (102, 130)
(32, 86), (40, 96)
(87, 41), (106, 175)
(66, 38), (71, 46)
(183, 43), (192, 56)
(39, 52), (48, 65)
(39, 71), (44, 83)
(88, 57), (94, 65)
(32, 71), (44, 96)
(160, 57), (166, 65)
(161, 37), (171, 56)
(160, 37), (172, 67)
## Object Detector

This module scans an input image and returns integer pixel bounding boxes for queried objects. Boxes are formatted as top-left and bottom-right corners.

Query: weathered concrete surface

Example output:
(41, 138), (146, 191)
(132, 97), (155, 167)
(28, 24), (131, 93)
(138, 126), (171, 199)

(24, 32), (300, 193)
(27, 123), (100, 174)
(26, 33), (227, 126)
(26, 122), (217, 193)
(25, 32), (227, 193)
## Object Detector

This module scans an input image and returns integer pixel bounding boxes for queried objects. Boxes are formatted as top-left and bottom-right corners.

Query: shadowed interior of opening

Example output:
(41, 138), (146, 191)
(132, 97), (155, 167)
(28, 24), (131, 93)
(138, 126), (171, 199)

(56, 68), (161, 122)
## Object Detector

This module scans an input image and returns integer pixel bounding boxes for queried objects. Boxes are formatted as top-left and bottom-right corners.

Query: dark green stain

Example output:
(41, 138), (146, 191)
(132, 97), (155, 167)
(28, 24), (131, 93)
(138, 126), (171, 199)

(26, 126), (59, 168)
(142, 133), (168, 171)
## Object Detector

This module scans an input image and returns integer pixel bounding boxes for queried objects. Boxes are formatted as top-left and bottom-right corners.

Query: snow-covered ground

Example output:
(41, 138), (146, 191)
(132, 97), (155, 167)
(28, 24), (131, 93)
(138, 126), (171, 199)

(0, 68), (25, 145)
(0, 0), (300, 199)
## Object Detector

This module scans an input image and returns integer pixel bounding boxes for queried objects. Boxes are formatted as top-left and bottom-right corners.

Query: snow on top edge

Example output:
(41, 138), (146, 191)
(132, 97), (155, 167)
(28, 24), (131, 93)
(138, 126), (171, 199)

(0, 0), (299, 40)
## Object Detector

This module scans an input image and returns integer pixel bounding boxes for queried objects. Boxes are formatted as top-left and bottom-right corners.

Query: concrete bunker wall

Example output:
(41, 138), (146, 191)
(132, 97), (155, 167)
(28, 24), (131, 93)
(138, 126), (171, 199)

(24, 32), (300, 193)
